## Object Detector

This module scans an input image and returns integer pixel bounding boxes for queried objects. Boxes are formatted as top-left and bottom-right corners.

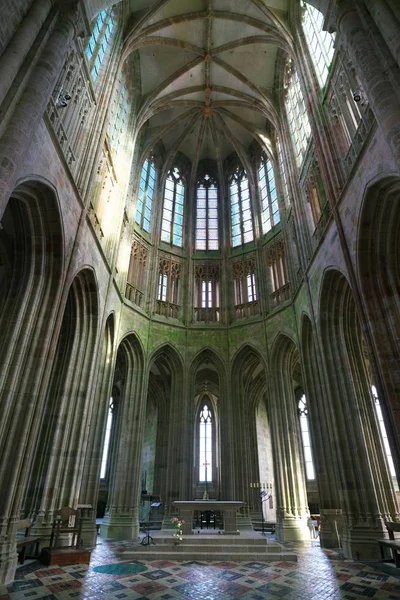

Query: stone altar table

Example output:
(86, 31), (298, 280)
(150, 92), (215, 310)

(173, 501), (245, 535)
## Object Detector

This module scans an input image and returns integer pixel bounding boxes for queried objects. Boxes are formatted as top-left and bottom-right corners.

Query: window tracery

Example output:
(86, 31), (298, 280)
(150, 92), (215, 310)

(267, 240), (290, 306)
(196, 173), (219, 251)
(161, 167), (185, 247)
(232, 255), (259, 319)
(135, 159), (156, 233)
(126, 239), (148, 306)
(229, 166), (254, 247)
(194, 263), (220, 323)
(156, 256), (182, 319)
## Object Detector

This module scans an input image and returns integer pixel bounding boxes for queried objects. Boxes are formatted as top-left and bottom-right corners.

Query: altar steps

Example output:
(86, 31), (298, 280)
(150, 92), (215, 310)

(120, 531), (297, 563)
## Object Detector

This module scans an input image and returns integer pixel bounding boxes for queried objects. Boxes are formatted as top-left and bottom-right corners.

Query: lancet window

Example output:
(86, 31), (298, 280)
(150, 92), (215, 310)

(194, 263), (220, 323)
(196, 174), (219, 250)
(229, 166), (254, 247)
(267, 240), (290, 306)
(298, 394), (315, 480)
(135, 159), (156, 233)
(277, 136), (290, 207)
(284, 61), (312, 167)
(301, 1), (335, 88)
(85, 9), (115, 82)
(161, 167), (185, 247)
(100, 397), (114, 479)
(258, 155), (280, 234)
(199, 404), (213, 483)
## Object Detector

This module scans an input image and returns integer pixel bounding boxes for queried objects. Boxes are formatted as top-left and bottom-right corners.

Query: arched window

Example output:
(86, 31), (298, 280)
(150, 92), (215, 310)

(199, 404), (213, 482)
(229, 166), (253, 247)
(258, 155), (280, 234)
(277, 136), (290, 207)
(301, 1), (335, 88)
(100, 397), (114, 479)
(196, 174), (219, 250)
(135, 159), (156, 232)
(298, 394), (315, 480)
(372, 386), (397, 486)
(285, 63), (311, 167)
(85, 9), (115, 82)
(161, 167), (185, 247)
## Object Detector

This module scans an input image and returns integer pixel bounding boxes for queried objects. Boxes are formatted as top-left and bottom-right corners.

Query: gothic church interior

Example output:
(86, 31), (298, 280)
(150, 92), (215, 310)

(0, 0), (400, 587)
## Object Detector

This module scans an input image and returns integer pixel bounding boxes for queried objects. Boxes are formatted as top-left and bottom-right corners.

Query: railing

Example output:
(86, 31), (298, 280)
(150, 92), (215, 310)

(343, 108), (374, 175)
(156, 300), (180, 319)
(125, 283), (143, 307)
(312, 202), (332, 243)
(271, 283), (290, 307)
(234, 300), (259, 320)
(194, 307), (220, 323)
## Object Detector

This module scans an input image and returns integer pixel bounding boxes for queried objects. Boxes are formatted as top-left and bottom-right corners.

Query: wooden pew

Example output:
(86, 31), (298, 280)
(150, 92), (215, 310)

(16, 519), (41, 564)
(377, 522), (400, 567)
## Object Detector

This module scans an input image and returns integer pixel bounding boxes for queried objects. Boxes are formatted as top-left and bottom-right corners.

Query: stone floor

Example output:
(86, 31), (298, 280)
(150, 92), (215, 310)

(1, 537), (400, 600)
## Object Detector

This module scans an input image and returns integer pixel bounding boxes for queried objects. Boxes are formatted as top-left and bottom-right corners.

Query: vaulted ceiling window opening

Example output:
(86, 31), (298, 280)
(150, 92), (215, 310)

(196, 174), (219, 251)
(135, 158), (156, 233)
(259, 155), (280, 234)
(229, 166), (254, 247)
(85, 9), (115, 82)
(301, 1), (335, 89)
(285, 64), (312, 167)
(161, 167), (185, 247)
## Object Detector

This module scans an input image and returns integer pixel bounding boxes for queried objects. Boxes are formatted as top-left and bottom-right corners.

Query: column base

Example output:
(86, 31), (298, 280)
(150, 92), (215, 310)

(101, 509), (139, 540)
(319, 509), (343, 549)
(0, 541), (18, 586)
(276, 515), (310, 542)
(341, 517), (387, 560)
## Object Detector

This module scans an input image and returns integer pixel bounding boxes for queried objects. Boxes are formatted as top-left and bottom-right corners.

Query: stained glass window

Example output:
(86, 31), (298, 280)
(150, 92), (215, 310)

(135, 159), (156, 232)
(196, 174), (219, 251)
(229, 166), (253, 247)
(161, 167), (185, 247)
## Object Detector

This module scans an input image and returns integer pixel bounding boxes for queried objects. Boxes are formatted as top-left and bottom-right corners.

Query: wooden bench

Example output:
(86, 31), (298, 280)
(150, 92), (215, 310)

(377, 522), (400, 567)
(16, 519), (41, 564)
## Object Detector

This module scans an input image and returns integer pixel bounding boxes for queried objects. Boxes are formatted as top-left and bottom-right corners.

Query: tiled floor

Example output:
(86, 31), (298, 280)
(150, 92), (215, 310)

(1, 538), (399, 599)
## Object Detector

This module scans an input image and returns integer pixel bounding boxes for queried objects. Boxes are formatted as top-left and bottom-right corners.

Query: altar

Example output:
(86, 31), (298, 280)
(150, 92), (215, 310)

(172, 501), (245, 535)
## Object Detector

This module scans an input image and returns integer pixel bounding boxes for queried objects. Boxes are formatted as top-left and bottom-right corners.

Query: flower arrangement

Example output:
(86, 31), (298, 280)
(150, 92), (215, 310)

(170, 517), (185, 544)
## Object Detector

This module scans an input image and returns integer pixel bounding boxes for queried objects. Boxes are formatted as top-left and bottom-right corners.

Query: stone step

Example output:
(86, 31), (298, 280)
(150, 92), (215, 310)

(134, 543), (281, 553)
(123, 549), (297, 562)
(142, 536), (267, 546)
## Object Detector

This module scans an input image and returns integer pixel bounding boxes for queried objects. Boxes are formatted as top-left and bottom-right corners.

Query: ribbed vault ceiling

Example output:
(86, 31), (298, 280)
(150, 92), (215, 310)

(86, 0), (293, 166)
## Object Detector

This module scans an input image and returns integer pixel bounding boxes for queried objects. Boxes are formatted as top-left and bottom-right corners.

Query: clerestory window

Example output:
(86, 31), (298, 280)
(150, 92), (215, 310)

(229, 166), (254, 247)
(285, 63), (312, 167)
(301, 1), (335, 89)
(135, 159), (156, 233)
(196, 174), (219, 251)
(161, 167), (185, 247)
(85, 9), (115, 83)
(258, 155), (280, 234)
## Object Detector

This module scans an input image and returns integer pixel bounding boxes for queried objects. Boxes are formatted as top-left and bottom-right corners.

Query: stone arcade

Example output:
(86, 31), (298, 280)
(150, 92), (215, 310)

(0, 0), (400, 587)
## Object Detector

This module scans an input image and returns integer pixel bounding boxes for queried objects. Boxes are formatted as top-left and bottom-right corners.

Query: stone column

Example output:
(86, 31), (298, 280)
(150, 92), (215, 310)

(0, 1), (79, 218)
(0, 0), (55, 110)
(101, 342), (146, 540)
(333, 1), (400, 166)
